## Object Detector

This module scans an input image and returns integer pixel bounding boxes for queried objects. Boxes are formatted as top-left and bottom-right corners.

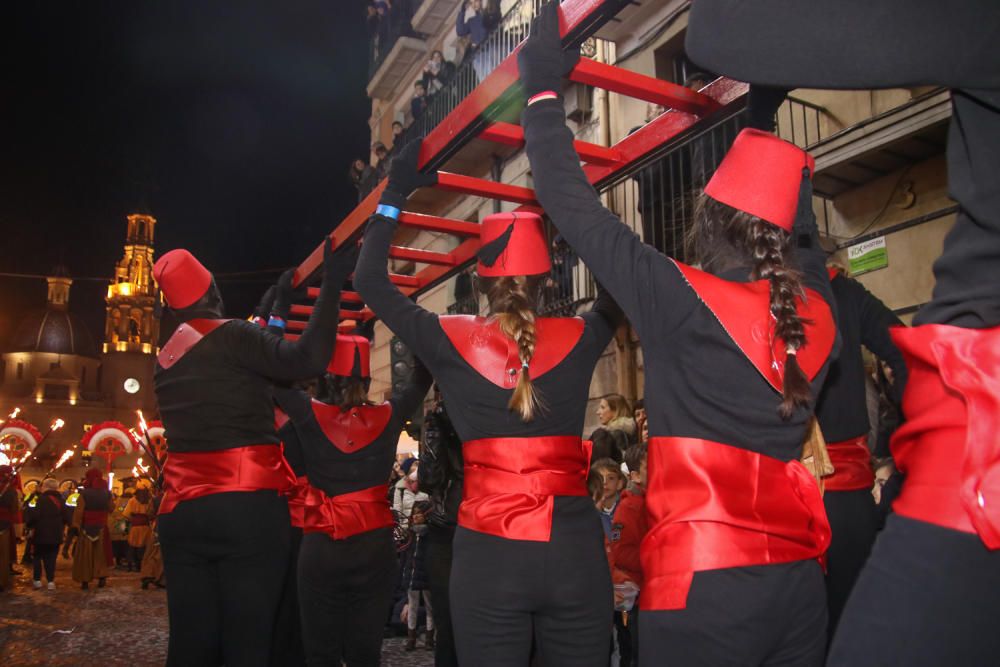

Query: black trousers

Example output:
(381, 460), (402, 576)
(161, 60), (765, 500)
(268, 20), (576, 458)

(129, 544), (146, 570)
(450, 498), (611, 667)
(32, 543), (58, 582)
(425, 526), (459, 667)
(639, 560), (827, 667)
(297, 527), (397, 667)
(159, 490), (291, 667)
(823, 489), (878, 637)
(271, 526), (305, 667)
(829, 515), (1000, 666)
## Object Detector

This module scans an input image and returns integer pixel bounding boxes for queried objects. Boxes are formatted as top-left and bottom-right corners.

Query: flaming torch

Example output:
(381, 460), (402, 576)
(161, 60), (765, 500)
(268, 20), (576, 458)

(1, 406), (21, 426)
(135, 410), (163, 475)
(41, 448), (75, 477)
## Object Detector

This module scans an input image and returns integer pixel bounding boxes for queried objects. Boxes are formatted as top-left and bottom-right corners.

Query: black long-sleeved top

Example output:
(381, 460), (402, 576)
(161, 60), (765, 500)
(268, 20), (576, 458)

(154, 252), (354, 454)
(355, 215), (624, 442)
(274, 366), (431, 499)
(523, 98), (839, 462)
(815, 274), (908, 443)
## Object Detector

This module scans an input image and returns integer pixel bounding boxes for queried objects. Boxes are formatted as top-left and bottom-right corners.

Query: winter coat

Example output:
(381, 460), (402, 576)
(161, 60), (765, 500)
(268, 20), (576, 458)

(25, 490), (66, 546)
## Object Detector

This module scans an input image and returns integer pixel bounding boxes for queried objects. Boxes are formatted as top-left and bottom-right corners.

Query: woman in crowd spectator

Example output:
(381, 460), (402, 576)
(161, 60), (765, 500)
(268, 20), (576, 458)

(456, 0), (500, 82)
(350, 158), (377, 202)
(400, 500), (434, 651)
(595, 394), (637, 444)
(422, 50), (455, 95)
(356, 140), (624, 666)
(589, 427), (629, 464)
(373, 142), (389, 180)
(25, 477), (66, 590)
(519, 5), (837, 663)
(391, 120), (405, 144)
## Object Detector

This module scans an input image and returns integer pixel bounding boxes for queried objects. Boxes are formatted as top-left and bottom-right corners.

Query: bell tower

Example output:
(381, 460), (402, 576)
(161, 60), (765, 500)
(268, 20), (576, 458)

(100, 213), (159, 410)
(104, 213), (159, 354)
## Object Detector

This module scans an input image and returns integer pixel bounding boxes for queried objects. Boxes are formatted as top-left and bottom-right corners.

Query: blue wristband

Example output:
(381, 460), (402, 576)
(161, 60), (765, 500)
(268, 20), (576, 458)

(267, 316), (287, 330)
(375, 204), (401, 220)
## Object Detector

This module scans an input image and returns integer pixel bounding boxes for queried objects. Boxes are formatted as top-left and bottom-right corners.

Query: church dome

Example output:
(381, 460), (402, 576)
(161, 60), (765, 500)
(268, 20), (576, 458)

(7, 309), (99, 359)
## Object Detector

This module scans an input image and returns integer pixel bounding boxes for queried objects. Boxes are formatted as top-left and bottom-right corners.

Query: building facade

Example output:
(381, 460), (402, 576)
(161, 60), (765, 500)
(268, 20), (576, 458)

(0, 214), (161, 489)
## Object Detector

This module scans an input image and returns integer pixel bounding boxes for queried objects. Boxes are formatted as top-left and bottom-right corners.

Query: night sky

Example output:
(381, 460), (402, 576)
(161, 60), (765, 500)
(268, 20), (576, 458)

(1, 1), (370, 345)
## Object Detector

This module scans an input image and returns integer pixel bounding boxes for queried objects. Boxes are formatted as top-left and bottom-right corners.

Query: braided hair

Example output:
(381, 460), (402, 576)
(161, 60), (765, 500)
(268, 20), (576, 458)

(690, 195), (812, 419)
(478, 274), (546, 421)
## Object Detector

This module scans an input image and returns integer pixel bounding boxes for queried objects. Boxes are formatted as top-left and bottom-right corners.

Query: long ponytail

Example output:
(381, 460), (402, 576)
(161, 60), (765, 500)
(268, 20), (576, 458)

(693, 195), (812, 420)
(479, 274), (545, 421)
(746, 218), (811, 419)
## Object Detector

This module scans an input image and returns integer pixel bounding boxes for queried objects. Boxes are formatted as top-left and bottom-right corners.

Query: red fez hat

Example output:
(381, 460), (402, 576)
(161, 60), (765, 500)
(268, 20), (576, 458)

(476, 212), (551, 277)
(84, 467), (105, 488)
(704, 128), (816, 232)
(328, 335), (371, 379)
(153, 249), (213, 309)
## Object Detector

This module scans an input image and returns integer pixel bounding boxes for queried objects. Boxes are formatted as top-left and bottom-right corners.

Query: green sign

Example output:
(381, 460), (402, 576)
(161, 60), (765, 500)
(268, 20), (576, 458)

(847, 236), (888, 275)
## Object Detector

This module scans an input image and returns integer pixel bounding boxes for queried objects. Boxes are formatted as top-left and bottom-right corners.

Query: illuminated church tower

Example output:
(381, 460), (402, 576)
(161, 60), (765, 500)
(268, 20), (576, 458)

(100, 213), (159, 409)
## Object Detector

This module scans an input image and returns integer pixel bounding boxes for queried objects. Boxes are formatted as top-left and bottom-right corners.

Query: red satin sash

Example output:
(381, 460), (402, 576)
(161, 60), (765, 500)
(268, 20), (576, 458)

(286, 475), (310, 529)
(890, 325), (1000, 549)
(459, 436), (589, 542)
(299, 484), (394, 540)
(824, 436), (874, 492)
(641, 437), (831, 610)
(129, 513), (150, 526)
(159, 444), (293, 515)
(83, 510), (108, 527)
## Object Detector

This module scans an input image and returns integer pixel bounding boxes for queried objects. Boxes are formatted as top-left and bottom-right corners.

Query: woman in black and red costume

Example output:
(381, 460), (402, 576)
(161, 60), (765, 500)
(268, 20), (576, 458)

(354, 141), (624, 666)
(518, 4), (838, 664)
(813, 267), (908, 637)
(272, 333), (431, 666)
(152, 239), (353, 666)
(683, 2), (1000, 664)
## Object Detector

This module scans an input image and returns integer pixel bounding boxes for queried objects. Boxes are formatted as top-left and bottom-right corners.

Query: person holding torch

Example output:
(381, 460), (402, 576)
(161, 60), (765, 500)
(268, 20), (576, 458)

(152, 239), (354, 666)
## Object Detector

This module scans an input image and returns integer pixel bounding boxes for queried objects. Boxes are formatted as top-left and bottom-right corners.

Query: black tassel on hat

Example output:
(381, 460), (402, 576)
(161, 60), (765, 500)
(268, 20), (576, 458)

(477, 220), (517, 268)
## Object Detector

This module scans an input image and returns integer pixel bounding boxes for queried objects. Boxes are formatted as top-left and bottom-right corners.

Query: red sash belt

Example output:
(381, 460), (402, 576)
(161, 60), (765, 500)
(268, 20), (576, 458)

(460, 436), (589, 542)
(129, 513), (150, 527)
(300, 484), (394, 540)
(83, 510), (108, 528)
(890, 325), (1000, 549)
(824, 436), (874, 492)
(286, 475), (310, 529)
(159, 444), (293, 515)
(641, 437), (831, 610)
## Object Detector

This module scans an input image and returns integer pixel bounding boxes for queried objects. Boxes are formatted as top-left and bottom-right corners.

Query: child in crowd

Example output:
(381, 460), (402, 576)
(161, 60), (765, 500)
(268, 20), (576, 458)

(610, 443), (649, 667)
(591, 458), (626, 542)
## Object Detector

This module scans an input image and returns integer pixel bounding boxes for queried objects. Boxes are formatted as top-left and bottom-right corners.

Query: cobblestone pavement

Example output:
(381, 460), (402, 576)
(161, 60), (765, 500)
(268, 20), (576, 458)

(0, 547), (433, 667)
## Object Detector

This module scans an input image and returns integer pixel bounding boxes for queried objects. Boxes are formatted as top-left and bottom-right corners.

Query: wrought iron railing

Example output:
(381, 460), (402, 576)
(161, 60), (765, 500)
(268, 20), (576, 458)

(776, 96), (829, 149)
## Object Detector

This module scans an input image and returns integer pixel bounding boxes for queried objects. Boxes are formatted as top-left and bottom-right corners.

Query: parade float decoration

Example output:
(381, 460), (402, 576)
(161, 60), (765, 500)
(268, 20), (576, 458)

(82, 421), (136, 470)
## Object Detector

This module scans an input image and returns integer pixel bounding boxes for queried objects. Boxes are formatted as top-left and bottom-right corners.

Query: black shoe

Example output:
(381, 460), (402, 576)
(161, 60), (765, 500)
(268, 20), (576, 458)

(98, 578), (106, 588)
(81, 581), (89, 590)
(141, 579), (150, 590)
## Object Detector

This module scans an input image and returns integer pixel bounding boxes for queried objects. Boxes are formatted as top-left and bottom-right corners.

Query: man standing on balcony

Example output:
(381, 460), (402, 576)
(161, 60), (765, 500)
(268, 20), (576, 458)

(685, 1), (1000, 665)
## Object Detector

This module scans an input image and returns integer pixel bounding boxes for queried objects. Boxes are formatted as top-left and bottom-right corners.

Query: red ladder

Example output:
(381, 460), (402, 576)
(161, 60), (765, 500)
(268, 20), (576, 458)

(283, 0), (748, 339)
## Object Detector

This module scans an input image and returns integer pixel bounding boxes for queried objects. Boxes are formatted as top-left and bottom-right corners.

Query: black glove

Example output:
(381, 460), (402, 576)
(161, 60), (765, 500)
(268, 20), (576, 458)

(380, 140), (438, 210)
(252, 285), (277, 320)
(517, 1), (580, 99)
(271, 269), (297, 321)
(323, 234), (360, 284)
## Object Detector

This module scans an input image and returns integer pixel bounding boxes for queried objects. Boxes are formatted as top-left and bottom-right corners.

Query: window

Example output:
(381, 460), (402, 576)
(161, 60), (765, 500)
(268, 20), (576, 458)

(16, 362), (23, 380)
